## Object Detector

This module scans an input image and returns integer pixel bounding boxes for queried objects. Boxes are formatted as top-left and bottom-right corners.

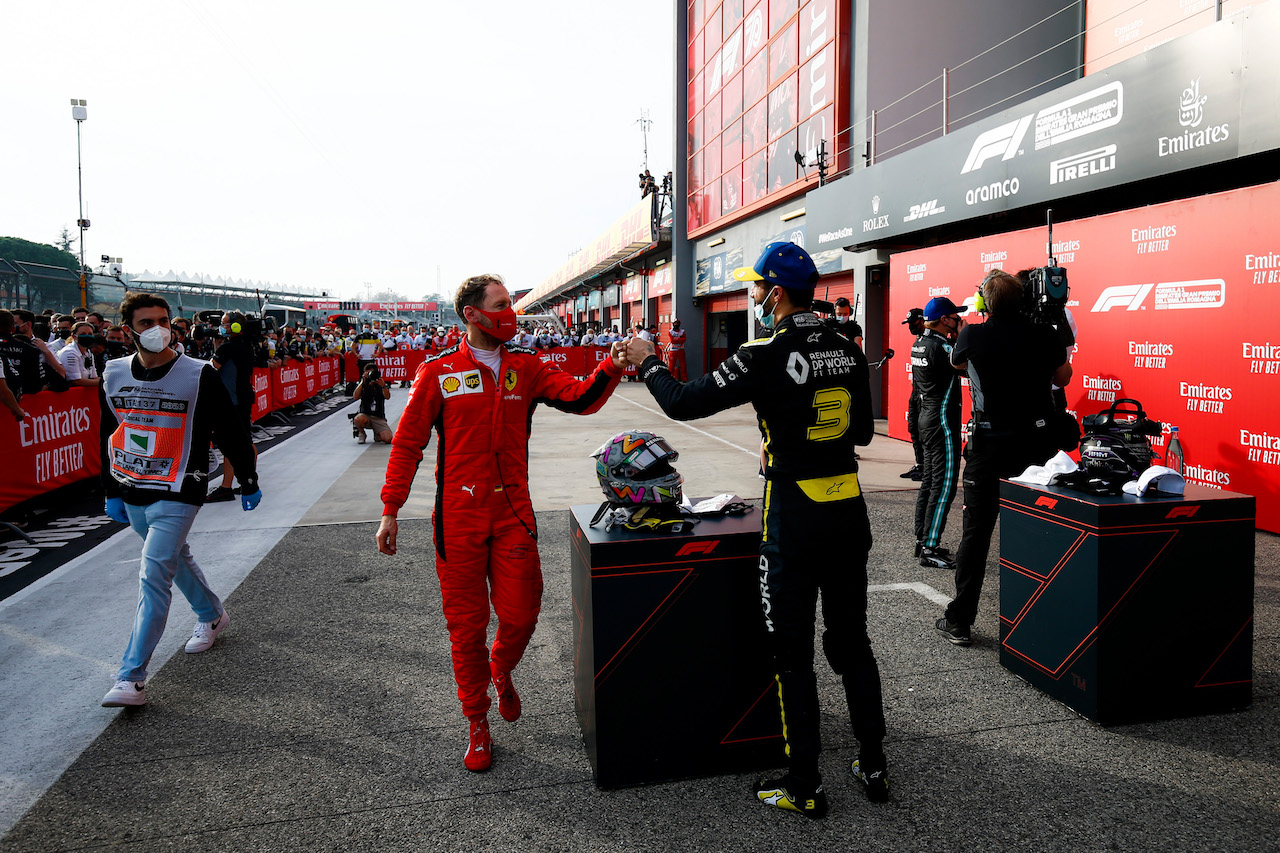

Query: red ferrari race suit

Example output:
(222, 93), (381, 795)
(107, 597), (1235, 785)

(665, 327), (688, 381)
(381, 338), (623, 718)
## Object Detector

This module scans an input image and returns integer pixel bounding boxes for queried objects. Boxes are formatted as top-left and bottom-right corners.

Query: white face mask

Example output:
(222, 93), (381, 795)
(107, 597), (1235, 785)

(754, 288), (779, 330)
(134, 324), (172, 353)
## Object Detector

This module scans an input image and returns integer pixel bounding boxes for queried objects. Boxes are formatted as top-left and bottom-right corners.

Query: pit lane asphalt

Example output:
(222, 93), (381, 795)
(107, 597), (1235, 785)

(1, 382), (1276, 851)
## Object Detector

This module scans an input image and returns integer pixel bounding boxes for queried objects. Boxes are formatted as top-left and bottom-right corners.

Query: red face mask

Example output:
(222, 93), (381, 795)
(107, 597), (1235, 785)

(472, 305), (518, 343)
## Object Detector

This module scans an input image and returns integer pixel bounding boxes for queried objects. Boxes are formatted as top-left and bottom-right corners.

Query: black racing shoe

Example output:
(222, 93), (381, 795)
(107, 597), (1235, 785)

(206, 487), (236, 503)
(851, 756), (890, 803)
(753, 774), (828, 819)
(914, 539), (923, 558)
(919, 546), (956, 570)
(936, 617), (973, 646)
(900, 466), (923, 479)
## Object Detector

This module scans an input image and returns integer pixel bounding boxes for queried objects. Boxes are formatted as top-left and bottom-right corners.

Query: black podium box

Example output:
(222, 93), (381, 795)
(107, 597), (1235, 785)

(998, 481), (1255, 725)
(569, 504), (785, 788)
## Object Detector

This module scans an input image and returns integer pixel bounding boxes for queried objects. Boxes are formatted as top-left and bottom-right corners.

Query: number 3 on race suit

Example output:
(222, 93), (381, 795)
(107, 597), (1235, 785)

(808, 387), (851, 441)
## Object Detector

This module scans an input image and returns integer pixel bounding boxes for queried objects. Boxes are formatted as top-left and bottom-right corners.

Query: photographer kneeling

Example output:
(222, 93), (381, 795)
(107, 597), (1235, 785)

(353, 363), (392, 445)
(936, 269), (1072, 647)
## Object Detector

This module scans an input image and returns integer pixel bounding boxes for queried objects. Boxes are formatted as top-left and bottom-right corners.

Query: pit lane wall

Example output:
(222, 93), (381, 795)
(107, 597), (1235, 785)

(887, 181), (1280, 533)
(3, 355), (342, 514)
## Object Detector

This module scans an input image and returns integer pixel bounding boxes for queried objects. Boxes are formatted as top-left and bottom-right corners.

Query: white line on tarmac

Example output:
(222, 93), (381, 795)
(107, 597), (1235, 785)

(617, 395), (758, 457)
(869, 581), (952, 607)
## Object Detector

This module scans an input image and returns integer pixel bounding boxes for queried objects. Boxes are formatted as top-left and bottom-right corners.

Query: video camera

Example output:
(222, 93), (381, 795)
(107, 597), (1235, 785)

(976, 210), (1074, 348)
(194, 309), (265, 342)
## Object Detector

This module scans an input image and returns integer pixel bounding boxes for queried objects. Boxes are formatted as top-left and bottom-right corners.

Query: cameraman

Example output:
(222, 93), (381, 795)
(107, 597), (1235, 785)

(352, 363), (392, 445)
(935, 270), (1072, 647)
(208, 312), (257, 502)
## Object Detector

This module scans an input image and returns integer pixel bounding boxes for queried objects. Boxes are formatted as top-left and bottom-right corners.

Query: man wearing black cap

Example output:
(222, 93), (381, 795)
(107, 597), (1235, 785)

(622, 241), (890, 819)
(901, 307), (926, 480)
(912, 296), (967, 569)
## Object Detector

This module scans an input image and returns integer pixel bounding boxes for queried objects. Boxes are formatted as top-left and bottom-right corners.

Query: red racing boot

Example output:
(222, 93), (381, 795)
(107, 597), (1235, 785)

(491, 662), (522, 722)
(463, 715), (492, 772)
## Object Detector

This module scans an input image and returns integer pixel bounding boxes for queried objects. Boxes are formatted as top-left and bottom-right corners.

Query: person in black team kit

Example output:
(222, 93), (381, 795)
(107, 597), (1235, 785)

(209, 312), (257, 501)
(936, 269), (1072, 646)
(912, 297), (966, 569)
(900, 307), (926, 480)
(622, 242), (889, 819)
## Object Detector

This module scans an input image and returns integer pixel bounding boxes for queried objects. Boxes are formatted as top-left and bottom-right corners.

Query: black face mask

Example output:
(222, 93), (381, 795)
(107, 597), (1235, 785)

(77, 334), (95, 347)
(58, 328), (74, 340)
(105, 341), (128, 357)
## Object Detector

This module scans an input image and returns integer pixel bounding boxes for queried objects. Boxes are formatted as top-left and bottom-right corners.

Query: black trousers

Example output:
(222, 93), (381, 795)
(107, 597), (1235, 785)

(907, 390), (924, 467)
(760, 477), (887, 783)
(947, 426), (1057, 627)
(914, 404), (961, 547)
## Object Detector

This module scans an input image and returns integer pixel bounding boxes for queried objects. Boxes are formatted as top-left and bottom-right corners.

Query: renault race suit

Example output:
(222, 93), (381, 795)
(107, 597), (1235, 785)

(636, 310), (887, 784)
(381, 338), (623, 718)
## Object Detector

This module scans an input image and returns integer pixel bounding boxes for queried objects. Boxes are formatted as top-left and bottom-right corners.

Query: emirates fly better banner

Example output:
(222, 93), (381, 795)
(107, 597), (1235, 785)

(888, 182), (1280, 533)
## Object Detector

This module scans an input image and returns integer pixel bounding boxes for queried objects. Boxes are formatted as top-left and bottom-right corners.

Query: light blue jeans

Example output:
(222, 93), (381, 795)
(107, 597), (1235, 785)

(118, 501), (224, 682)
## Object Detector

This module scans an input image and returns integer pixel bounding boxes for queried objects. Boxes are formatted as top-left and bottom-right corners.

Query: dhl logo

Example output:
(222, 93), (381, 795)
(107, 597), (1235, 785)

(1035, 496), (1058, 509)
(1166, 505), (1200, 519)
(675, 540), (720, 556)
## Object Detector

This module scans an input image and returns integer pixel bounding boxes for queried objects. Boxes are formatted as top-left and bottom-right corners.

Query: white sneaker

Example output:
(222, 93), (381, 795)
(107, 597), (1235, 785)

(102, 679), (147, 707)
(185, 609), (230, 653)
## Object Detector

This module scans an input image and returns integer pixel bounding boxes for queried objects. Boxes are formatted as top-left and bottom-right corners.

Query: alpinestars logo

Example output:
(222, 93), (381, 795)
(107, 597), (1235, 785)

(904, 200), (945, 222)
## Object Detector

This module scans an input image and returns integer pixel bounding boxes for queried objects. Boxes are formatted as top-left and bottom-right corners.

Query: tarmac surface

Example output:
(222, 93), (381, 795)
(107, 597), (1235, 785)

(1, 381), (1277, 851)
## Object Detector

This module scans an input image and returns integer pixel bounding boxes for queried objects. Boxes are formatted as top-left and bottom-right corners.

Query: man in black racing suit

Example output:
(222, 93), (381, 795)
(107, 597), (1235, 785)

(622, 241), (889, 819)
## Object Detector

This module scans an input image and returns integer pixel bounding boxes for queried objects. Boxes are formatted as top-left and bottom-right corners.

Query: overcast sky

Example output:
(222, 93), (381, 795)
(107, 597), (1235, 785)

(1, 1), (674, 302)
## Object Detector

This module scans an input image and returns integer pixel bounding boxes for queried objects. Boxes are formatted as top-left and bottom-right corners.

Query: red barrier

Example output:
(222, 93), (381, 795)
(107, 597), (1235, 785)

(2, 387), (102, 513)
(888, 182), (1280, 532)
(251, 369), (271, 422)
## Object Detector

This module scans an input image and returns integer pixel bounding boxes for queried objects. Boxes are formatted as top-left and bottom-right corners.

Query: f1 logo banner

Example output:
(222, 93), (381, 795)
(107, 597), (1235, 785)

(889, 181), (1280, 534)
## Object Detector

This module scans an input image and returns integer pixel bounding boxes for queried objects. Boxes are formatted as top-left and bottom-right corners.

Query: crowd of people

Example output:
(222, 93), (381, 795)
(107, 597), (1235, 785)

(9, 254), (1077, 822)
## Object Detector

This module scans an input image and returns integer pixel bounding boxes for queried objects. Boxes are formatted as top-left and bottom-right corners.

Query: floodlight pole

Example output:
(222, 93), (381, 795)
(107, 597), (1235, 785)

(71, 99), (89, 309)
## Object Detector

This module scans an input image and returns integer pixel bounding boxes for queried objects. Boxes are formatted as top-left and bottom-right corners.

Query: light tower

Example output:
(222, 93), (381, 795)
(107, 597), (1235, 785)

(71, 98), (89, 309)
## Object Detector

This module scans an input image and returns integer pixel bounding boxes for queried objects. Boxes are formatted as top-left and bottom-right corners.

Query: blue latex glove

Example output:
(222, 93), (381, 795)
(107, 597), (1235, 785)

(105, 497), (129, 524)
(241, 489), (263, 511)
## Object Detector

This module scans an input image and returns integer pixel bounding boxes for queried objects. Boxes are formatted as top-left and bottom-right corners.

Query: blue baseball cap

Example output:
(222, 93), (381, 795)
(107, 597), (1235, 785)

(923, 296), (968, 321)
(732, 241), (820, 290)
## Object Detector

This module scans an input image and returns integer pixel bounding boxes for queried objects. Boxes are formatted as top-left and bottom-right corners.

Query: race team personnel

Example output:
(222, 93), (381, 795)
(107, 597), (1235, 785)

(56, 321), (100, 388)
(912, 297), (966, 570)
(209, 312), (257, 502)
(900, 307), (926, 480)
(376, 273), (627, 773)
(664, 319), (688, 380)
(827, 296), (864, 348)
(622, 242), (890, 819)
(936, 269), (1071, 646)
(99, 292), (263, 708)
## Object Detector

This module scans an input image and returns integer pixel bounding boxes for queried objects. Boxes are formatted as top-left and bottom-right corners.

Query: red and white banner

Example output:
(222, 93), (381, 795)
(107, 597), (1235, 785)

(889, 181), (1280, 532)
(251, 369), (272, 422)
(1, 387), (102, 513)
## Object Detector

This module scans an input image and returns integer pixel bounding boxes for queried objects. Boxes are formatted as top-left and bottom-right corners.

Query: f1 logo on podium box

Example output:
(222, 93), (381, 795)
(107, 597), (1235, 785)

(569, 504), (783, 788)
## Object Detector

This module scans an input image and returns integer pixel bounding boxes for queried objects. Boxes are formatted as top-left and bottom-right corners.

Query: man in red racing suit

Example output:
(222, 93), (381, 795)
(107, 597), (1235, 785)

(377, 273), (625, 772)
